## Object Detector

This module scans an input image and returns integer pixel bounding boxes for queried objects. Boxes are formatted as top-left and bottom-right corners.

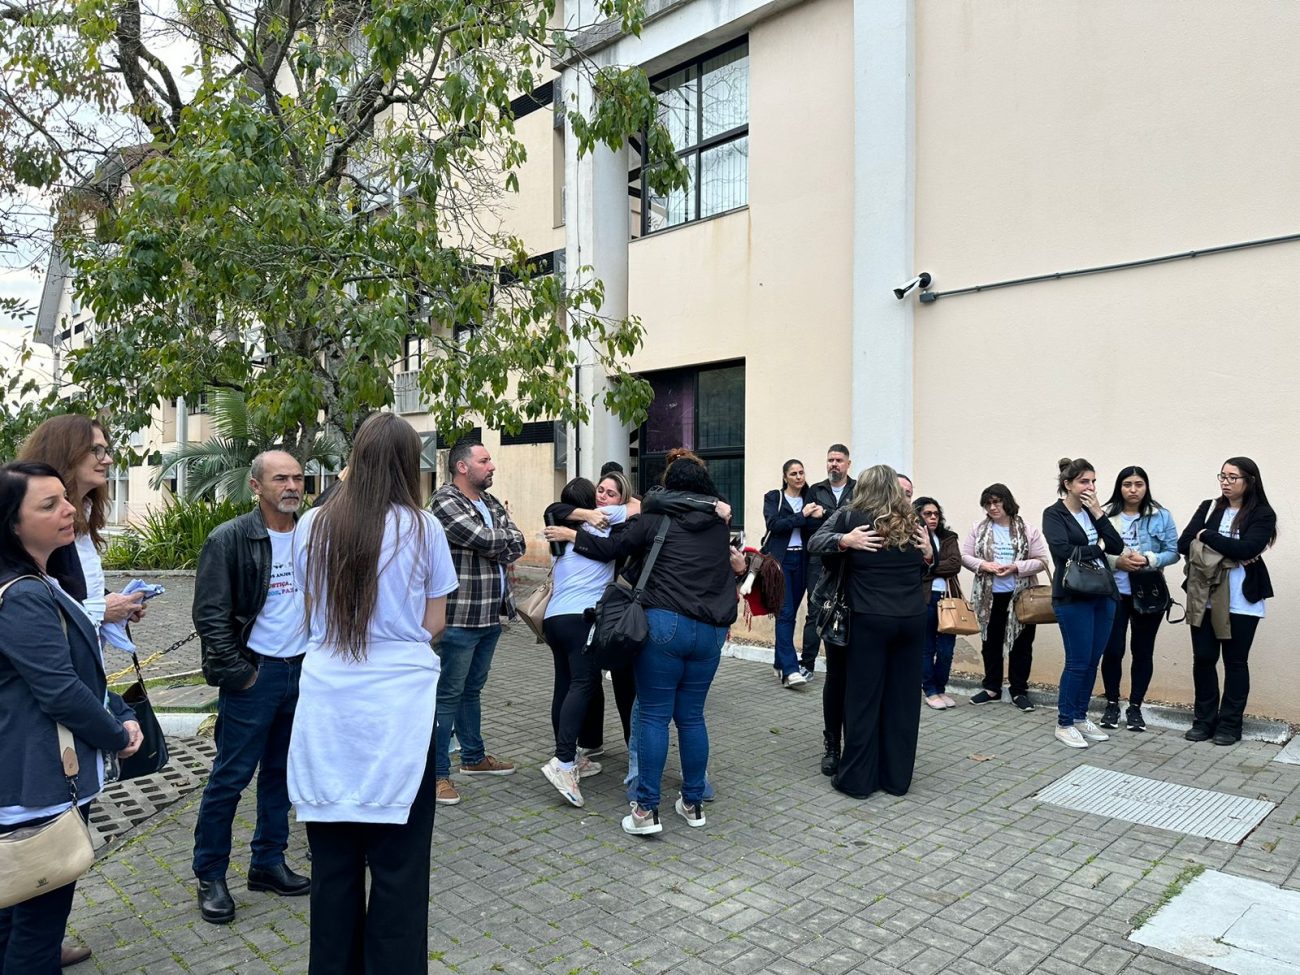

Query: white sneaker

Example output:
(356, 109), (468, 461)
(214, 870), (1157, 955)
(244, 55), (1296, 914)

(783, 670), (808, 688)
(541, 758), (583, 807)
(579, 746), (605, 760)
(1055, 725), (1089, 749)
(674, 795), (706, 828)
(622, 802), (662, 835)
(575, 754), (603, 778)
(1075, 718), (1110, 742)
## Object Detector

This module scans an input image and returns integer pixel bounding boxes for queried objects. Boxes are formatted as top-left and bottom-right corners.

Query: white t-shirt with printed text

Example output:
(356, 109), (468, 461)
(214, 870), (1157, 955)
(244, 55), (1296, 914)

(247, 528), (309, 658)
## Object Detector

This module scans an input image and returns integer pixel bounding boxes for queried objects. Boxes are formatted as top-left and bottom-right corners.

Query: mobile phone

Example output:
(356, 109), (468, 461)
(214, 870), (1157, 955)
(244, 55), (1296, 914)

(730, 531), (744, 549)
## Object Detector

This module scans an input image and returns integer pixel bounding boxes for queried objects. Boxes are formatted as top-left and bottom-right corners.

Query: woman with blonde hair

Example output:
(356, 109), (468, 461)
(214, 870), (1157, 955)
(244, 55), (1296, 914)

(809, 464), (931, 799)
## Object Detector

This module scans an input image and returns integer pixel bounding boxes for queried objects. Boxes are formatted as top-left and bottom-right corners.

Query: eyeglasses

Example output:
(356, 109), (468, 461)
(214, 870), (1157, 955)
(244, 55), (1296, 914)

(1217, 474), (1244, 484)
(89, 445), (112, 460)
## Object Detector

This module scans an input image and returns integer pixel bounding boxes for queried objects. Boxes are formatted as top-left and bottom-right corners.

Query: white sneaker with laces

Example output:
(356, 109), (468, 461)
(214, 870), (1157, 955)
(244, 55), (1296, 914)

(783, 670), (808, 688)
(1075, 718), (1110, 742)
(1055, 725), (1089, 749)
(622, 802), (662, 835)
(575, 754), (603, 778)
(541, 758), (583, 807)
(674, 795), (706, 828)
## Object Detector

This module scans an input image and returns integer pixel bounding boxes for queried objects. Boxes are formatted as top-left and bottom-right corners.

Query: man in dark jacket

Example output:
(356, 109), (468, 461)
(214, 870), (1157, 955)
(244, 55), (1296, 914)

(801, 444), (856, 672)
(190, 450), (310, 923)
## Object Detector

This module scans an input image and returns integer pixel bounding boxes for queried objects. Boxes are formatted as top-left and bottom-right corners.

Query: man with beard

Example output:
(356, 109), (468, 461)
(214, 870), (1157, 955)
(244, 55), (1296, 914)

(429, 441), (526, 805)
(191, 450), (311, 923)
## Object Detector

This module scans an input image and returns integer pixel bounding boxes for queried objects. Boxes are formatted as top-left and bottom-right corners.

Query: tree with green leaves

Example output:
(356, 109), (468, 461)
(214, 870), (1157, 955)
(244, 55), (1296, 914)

(1, 0), (686, 455)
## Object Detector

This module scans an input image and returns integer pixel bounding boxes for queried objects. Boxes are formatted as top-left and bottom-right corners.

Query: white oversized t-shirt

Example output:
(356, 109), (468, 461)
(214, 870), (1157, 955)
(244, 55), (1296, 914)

(546, 505), (628, 619)
(247, 528), (308, 657)
(991, 523), (1016, 593)
(786, 495), (805, 549)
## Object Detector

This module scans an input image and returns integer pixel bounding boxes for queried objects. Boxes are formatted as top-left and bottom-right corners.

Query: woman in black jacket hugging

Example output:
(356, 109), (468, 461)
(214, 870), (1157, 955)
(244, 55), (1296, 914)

(1042, 458), (1125, 750)
(763, 459), (823, 689)
(808, 464), (932, 799)
(1177, 456), (1277, 746)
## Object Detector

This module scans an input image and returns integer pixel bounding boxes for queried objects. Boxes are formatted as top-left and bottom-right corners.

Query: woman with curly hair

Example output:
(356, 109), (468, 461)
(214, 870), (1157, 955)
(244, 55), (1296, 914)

(808, 464), (932, 799)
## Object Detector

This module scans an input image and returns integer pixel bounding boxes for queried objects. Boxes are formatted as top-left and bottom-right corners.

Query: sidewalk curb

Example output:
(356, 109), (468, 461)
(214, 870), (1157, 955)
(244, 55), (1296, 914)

(722, 640), (1294, 745)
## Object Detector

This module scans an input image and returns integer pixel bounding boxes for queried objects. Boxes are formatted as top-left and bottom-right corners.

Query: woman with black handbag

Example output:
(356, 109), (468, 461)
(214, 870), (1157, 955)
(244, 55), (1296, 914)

(0, 462), (142, 974)
(1042, 458), (1125, 749)
(1098, 467), (1180, 733)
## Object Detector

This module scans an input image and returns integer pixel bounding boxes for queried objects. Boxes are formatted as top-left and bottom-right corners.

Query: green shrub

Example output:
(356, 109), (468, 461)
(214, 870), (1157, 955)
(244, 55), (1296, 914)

(102, 496), (251, 570)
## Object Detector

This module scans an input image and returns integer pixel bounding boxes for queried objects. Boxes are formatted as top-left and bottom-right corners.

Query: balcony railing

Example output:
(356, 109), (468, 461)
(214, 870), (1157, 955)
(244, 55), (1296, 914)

(394, 370), (431, 415)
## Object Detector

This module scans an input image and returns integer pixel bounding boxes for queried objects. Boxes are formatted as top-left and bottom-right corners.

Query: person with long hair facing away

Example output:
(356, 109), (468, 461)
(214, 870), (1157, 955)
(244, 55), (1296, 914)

(287, 414), (458, 975)
(913, 497), (962, 709)
(958, 484), (1050, 712)
(808, 465), (932, 799)
(1178, 457), (1276, 746)
(1098, 466), (1180, 732)
(1043, 458), (1124, 749)
(763, 459), (820, 688)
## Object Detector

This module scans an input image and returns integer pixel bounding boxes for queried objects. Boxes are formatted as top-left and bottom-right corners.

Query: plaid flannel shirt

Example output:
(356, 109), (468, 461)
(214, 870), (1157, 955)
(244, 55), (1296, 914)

(429, 484), (527, 627)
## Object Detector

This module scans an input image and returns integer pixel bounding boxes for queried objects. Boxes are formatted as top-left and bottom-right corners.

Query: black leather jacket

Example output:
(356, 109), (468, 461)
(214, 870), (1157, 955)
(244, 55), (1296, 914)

(192, 507), (278, 689)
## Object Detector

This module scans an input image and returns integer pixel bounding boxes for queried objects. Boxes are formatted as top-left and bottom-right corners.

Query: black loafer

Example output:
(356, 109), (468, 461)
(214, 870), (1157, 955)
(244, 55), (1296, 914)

(198, 878), (236, 924)
(1212, 730), (1241, 746)
(247, 862), (311, 896)
(1183, 725), (1212, 742)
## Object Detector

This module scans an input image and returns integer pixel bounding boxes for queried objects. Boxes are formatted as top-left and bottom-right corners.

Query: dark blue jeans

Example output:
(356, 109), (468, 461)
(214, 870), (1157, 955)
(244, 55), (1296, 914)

(1054, 598), (1116, 727)
(192, 654), (300, 881)
(0, 807), (88, 974)
(433, 625), (502, 778)
(774, 549), (807, 677)
(634, 609), (726, 809)
(922, 589), (956, 696)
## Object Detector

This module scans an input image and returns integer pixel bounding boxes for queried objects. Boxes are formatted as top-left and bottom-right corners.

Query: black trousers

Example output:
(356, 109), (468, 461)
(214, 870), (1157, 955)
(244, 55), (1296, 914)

(822, 642), (846, 747)
(1190, 614), (1260, 736)
(0, 807), (88, 975)
(544, 614), (602, 763)
(585, 665), (637, 746)
(834, 612), (925, 799)
(304, 737), (439, 975)
(981, 591), (1035, 697)
(1100, 595), (1163, 706)
(801, 557), (826, 671)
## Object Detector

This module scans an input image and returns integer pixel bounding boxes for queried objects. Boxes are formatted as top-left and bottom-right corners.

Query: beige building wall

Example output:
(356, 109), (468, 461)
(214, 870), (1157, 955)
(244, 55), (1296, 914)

(912, 0), (1300, 721)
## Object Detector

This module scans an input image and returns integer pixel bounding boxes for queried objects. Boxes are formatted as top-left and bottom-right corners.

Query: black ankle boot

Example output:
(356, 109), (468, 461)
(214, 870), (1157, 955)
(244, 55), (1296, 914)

(820, 735), (840, 776)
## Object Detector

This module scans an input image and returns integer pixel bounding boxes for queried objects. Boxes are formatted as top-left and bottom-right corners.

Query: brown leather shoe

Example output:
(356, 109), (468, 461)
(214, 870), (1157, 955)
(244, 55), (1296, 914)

(61, 943), (93, 967)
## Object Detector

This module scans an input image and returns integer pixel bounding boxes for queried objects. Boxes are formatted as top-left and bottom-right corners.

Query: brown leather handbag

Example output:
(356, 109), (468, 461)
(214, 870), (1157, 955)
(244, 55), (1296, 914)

(1013, 568), (1057, 625)
(936, 578), (981, 635)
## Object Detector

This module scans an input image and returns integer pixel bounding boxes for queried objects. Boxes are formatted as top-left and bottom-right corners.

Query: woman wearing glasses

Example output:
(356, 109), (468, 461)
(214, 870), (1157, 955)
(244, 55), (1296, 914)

(19, 416), (147, 634)
(1178, 458), (1277, 746)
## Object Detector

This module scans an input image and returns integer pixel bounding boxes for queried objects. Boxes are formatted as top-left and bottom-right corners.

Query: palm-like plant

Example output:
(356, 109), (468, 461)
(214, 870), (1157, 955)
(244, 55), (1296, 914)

(150, 389), (345, 502)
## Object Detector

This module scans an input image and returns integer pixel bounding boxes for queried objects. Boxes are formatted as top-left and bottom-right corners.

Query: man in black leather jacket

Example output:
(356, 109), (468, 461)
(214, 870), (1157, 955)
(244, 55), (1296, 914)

(190, 450), (311, 924)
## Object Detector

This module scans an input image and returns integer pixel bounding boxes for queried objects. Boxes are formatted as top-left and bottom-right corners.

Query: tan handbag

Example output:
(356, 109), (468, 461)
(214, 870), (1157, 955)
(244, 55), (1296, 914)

(1013, 567), (1057, 625)
(936, 579), (981, 635)
(515, 566), (553, 644)
(0, 724), (96, 908)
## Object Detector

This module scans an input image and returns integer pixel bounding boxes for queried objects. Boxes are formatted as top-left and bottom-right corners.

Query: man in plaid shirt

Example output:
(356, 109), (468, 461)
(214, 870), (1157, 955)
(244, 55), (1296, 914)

(429, 441), (527, 805)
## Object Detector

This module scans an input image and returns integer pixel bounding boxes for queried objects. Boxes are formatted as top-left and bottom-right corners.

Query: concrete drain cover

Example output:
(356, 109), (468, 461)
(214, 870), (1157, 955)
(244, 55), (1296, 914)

(1034, 764), (1274, 844)
(1131, 870), (1300, 975)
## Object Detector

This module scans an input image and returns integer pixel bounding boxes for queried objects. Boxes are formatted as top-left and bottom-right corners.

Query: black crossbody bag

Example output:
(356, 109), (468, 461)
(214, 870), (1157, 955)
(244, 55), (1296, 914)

(587, 517), (670, 670)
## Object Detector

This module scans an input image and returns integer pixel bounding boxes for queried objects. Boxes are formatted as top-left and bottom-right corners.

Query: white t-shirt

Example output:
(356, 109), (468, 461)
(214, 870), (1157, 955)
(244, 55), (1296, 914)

(546, 505), (629, 619)
(75, 532), (106, 631)
(830, 483), (847, 504)
(1073, 510), (1105, 567)
(247, 528), (309, 658)
(786, 495), (805, 549)
(1216, 509), (1266, 618)
(991, 523), (1016, 593)
(930, 531), (947, 592)
(1113, 513), (1141, 596)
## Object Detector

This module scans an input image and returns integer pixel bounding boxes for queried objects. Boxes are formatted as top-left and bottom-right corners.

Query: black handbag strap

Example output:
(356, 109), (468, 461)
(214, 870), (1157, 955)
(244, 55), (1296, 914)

(631, 516), (671, 605)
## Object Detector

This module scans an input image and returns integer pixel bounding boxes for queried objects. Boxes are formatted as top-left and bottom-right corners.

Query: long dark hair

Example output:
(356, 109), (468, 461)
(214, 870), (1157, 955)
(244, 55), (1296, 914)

(0, 462), (68, 581)
(1213, 456), (1277, 543)
(305, 413), (425, 662)
(779, 458), (808, 499)
(18, 415), (110, 547)
(560, 477), (597, 509)
(913, 496), (951, 536)
(1103, 465), (1164, 517)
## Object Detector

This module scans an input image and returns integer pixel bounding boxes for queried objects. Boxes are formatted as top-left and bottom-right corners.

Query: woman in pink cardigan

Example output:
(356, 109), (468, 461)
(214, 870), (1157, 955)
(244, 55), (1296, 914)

(959, 483), (1050, 712)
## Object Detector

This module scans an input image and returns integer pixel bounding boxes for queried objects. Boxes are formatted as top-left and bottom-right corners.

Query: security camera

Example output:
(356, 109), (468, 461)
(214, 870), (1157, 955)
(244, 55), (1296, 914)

(893, 272), (932, 300)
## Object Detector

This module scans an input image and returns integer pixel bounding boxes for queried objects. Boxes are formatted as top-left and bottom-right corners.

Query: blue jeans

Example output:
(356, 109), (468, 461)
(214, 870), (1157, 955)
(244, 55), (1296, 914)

(774, 549), (807, 677)
(624, 698), (715, 803)
(922, 590), (956, 696)
(433, 625), (501, 778)
(1054, 598), (1116, 727)
(633, 609), (726, 810)
(192, 655), (300, 880)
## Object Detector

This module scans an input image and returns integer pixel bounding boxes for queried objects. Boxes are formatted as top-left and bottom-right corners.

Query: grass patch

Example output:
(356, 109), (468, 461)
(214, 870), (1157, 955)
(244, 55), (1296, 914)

(1130, 862), (1206, 931)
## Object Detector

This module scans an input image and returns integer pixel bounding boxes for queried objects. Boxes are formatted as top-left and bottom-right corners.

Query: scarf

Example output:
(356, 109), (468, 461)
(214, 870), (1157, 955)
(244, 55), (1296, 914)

(970, 516), (1033, 653)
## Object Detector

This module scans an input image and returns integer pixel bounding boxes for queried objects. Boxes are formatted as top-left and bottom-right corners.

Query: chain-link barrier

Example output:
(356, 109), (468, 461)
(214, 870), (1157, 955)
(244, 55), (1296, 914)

(106, 629), (200, 684)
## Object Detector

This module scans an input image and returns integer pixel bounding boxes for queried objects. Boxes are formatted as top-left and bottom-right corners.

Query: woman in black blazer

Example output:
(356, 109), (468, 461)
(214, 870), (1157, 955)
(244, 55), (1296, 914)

(1177, 456), (1277, 746)
(763, 460), (825, 689)
(0, 462), (140, 973)
(1042, 458), (1125, 750)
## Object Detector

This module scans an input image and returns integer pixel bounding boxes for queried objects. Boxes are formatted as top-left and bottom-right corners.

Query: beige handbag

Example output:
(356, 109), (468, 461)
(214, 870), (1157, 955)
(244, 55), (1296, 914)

(515, 566), (553, 644)
(1013, 568), (1057, 625)
(0, 723), (96, 908)
(936, 579), (981, 635)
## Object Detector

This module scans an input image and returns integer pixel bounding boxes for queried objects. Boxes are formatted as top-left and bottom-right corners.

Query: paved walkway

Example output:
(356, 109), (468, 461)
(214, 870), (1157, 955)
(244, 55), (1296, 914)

(74, 598), (1300, 975)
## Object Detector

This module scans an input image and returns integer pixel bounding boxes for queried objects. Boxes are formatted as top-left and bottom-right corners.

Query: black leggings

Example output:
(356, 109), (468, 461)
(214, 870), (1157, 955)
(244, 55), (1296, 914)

(1101, 594), (1162, 706)
(1190, 614), (1260, 736)
(823, 642), (846, 746)
(543, 614), (602, 763)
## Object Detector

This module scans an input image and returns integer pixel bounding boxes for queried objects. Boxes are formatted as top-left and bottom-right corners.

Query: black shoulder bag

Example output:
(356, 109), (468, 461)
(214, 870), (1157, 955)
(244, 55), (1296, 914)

(807, 508), (852, 646)
(587, 516), (670, 671)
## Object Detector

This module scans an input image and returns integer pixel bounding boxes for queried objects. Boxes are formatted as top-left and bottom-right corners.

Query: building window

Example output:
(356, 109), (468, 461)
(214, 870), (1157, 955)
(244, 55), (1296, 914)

(186, 392), (209, 415)
(403, 333), (427, 373)
(636, 360), (745, 526)
(639, 39), (749, 236)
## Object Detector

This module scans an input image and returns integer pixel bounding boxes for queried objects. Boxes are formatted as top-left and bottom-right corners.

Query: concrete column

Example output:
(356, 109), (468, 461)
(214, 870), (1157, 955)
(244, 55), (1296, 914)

(563, 64), (632, 482)
(851, 0), (916, 474)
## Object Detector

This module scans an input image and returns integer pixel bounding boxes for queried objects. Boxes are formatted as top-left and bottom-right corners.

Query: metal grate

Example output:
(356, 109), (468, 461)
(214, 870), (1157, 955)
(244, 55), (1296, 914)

(1035, 764), (1275, 844)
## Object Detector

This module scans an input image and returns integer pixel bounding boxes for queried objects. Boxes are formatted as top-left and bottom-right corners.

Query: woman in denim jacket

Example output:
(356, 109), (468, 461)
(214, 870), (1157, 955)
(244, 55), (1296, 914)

(1098, 466), (1179, 732)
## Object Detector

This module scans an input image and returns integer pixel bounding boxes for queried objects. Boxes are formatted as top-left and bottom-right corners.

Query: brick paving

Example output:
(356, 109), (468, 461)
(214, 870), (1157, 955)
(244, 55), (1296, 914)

(72, 594), (1300, 975)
